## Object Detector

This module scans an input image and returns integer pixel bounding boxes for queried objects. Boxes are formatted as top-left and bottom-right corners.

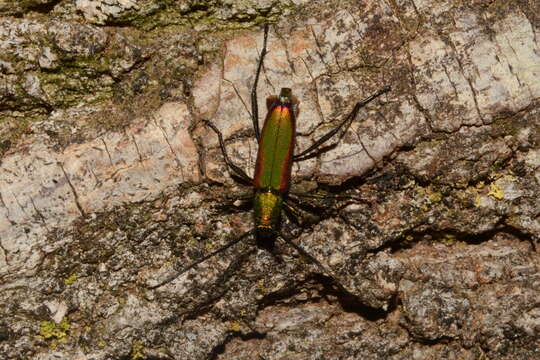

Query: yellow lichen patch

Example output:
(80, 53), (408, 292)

(64, 273), (77, 285)
(417, 186), (443, 204)
(428, 192), (442, 203)
(39, 317), (70, 345)
(475, 194), (483, 207)
(438, 233), (457, 245)
(256, 279), (267, 293)
(488, 183), (504, 200)
(229, 320), (241, 332)
(131, 340), (145, 360)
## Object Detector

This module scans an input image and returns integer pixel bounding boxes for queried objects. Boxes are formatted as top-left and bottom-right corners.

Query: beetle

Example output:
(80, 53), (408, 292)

(151, 24), (390, 288)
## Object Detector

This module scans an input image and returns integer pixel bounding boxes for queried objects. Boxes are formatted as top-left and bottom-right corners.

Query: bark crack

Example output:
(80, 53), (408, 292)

(309, 25), (331, 74)
(222, 78), (252, 120)
(58, 162), (85, 217)
(445, 35), (485, 124)
(131, 134), (144, 164)
(0, 190), (13, 224)
(353, 130), (377, 166)
(153, 116), (185, 181)
(29, 196), (48, 231)
(275, 28), (297, 76)
(441, 62), (459, 99)
(87, 162), (102, 188)
(300, 56), (327, 133)
(0, 240), (8, 267)
(101, 138), (113, 166)
(11, 190), (30, 218)
(500, 33), (534, 100)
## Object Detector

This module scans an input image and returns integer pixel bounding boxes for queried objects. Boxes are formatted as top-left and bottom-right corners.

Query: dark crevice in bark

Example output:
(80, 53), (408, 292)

(209, 331), (267, 360)
(24, 0), (63, 15)
(258, 274), (390, 322)
(390, 223), (533, 254)
(412, 335), (459, 346)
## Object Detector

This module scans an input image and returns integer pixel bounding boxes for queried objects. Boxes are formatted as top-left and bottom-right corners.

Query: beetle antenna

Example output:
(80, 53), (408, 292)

(278, 232), (352, 295)
(149, 230), (254, 289)
(251, 23), (270, 141)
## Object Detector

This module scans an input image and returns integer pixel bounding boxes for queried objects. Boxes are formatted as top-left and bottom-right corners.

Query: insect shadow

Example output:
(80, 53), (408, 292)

(150, 24), (390, 290)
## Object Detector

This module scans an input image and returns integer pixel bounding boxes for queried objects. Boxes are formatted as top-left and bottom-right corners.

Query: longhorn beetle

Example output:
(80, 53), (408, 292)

(151, 24), (390, 289)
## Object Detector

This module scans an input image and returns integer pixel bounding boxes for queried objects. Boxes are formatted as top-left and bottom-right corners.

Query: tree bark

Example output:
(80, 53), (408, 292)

(0, 0), (539, 359)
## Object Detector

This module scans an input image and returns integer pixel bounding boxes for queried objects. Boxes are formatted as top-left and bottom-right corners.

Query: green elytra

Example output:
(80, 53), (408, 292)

(151, 25), (390, 288)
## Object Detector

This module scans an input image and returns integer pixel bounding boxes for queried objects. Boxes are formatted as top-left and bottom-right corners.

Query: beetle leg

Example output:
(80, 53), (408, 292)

(293, 86), (391, 162)
(204, 120), (253, 184)
(289, 191), (370, 205)
(282, 201), (304, 225)
(277, 231), (352, 295)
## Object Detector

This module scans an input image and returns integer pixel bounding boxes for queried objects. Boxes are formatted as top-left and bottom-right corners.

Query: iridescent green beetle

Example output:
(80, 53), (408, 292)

(152, 25), (390, 288)
(252, 87), (297, 241)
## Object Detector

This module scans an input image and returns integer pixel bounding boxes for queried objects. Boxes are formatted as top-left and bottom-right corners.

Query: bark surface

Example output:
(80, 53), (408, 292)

(0, 0), (539, 359)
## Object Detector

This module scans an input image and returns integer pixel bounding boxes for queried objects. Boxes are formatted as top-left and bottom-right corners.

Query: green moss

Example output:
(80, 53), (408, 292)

(129, 0), (292, 31)
(38, 71), (113, 107)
